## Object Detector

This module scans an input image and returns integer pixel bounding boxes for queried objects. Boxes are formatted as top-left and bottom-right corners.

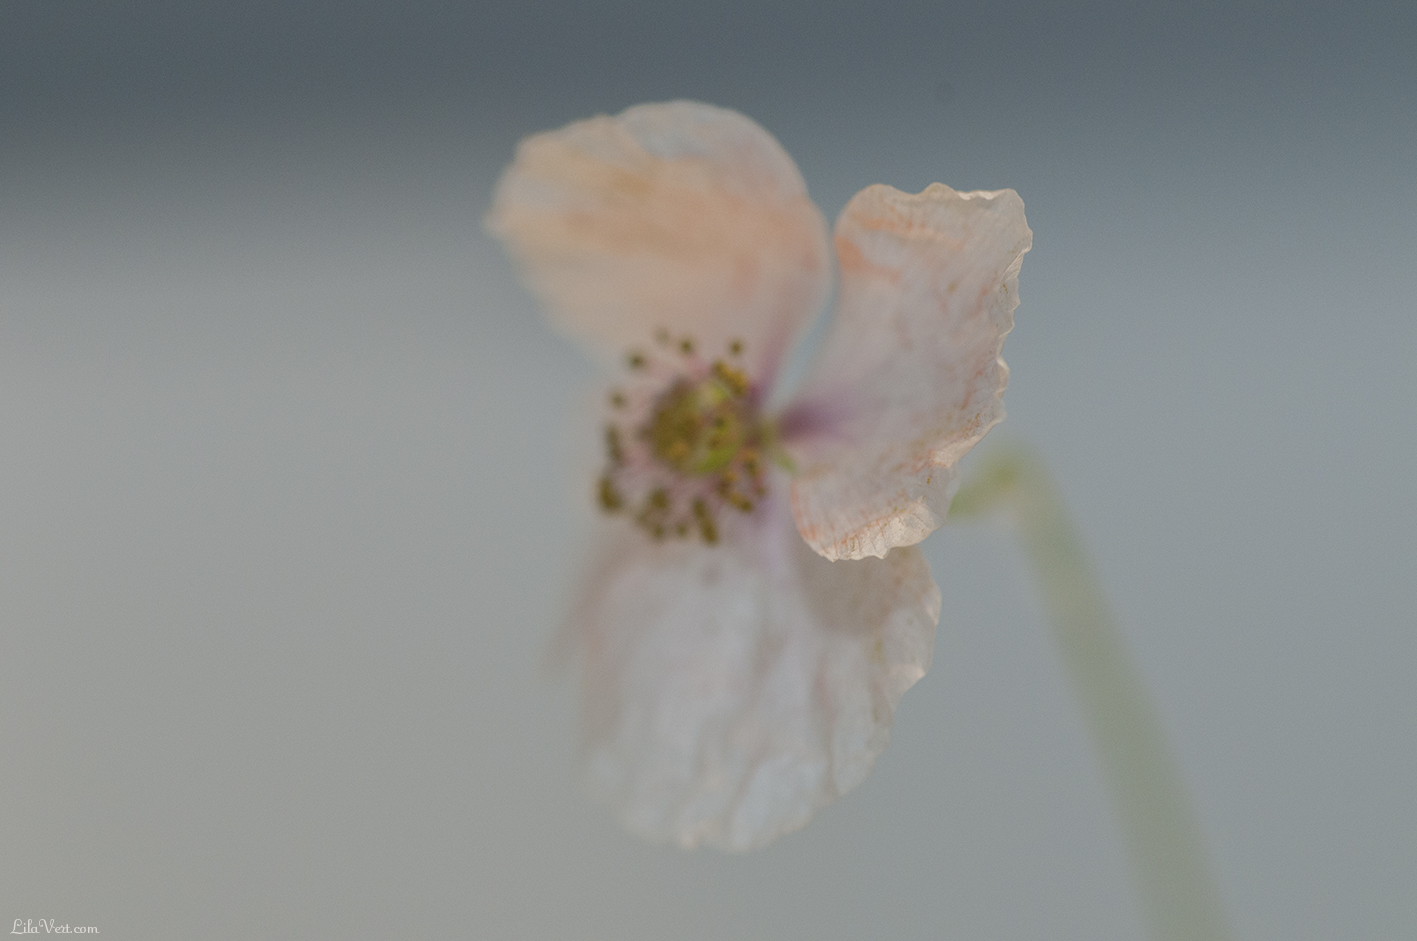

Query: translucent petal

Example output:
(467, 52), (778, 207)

(487, 101), (830, 382)
(783, 183), (1031, 561)
(564, 494), (940, 851)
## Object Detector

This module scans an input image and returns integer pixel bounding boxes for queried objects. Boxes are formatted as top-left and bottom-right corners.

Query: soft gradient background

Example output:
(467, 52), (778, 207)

(3, 2), (1413, 938)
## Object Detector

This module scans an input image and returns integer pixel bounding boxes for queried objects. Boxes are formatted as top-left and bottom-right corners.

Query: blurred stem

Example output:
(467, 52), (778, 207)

(950, 446), (1232, 941)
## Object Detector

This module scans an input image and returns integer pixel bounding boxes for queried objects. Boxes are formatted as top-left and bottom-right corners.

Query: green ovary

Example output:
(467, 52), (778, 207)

(645, 376), (750, 475)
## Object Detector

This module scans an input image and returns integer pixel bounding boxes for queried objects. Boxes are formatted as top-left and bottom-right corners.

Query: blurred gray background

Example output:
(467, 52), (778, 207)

(2, 1), (1413, 938)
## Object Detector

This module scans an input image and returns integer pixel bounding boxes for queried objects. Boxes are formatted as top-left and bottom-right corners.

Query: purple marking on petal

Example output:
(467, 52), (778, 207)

(776, 395), (852, 445)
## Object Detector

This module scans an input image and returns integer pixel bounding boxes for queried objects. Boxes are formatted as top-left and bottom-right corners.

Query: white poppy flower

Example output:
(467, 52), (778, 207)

(488, 101), (1031, 851)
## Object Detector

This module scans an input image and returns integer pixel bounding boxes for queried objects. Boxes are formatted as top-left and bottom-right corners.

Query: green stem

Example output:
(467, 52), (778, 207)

(951, 447), (1232, 941)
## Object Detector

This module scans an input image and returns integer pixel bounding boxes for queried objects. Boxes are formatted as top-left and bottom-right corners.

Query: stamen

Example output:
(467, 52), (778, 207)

(635, 487), (673, 541)
(605, 425), (624, 465)
(740, 449), (765, 494)
(596, 336), (768, 545)
(711, 360), (749, 397)
(716, 475), (755, 513)
(692, 498), (718, 544)
(598, 476), (623, 512)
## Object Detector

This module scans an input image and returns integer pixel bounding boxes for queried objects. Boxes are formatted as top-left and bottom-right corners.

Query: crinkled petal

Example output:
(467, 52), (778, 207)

(564, 493), (940, 851)
(487, 101), (830, 381)
(782, 183), (1031, 561)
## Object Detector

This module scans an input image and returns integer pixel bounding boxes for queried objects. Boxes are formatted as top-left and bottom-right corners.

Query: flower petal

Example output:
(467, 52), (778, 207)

(782, 183), (1031, 561)
(487, 101), (830, 381)
(565, 494), (940, 851)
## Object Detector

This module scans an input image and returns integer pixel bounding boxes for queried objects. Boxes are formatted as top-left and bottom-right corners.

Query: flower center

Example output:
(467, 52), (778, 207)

(646, 364), (751, 474)
(597, 333), (767, 544)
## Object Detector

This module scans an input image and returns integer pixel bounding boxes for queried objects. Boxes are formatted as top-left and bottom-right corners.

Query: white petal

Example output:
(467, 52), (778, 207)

(487, 101), (830, 382)
(783, 183), (1032, 561)
(564, 494), (940, 851)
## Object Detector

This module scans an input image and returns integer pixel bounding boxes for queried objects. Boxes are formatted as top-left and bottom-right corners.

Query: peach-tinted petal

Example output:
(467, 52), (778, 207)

(783, 183), (1031, 561)
(565, 491), (940, 851)
(487, 101), (830, 381)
